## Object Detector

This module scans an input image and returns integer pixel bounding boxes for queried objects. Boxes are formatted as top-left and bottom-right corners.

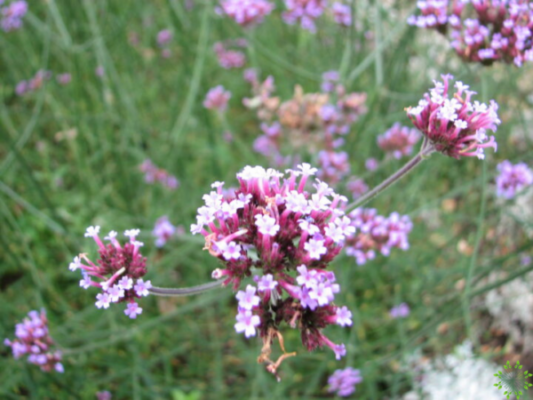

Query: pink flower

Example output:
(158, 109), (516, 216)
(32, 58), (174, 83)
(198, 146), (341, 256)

(234, 309), (261, 337)
(219, 0), (274, 27)
(496, 160), (533, 199)
(203, 85), (231, 111)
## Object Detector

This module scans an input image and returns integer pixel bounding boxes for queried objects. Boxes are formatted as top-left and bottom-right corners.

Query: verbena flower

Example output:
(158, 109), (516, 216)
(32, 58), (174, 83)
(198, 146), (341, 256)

(1, 0), (28, 32)
(331, 2), (351, 27)
(282, 0), (327, 33)
(56, 73), (72, 86)
(409, 1), (533, 67)
(191, 164), (353, 373)
(345, 209), (413, 265)
(15, 70), (51, 96)
(139, 159), (179, 190)
(495, 160), (533, 199)
(390, 302), (410, 318)
(214, 40), (247, 69)
(157, 29), (172, 47)
(68, 227), (151, 319)
(218, 0), (274, 27)
(203, 85), (231, 112)
(152, 215), (177, 247)
(346, 178), (368, 200)
(407, 74), (499, 160)
(327, 367), (363, 397)
(4, 309), (64, 373)
(377, 123), (421, 159)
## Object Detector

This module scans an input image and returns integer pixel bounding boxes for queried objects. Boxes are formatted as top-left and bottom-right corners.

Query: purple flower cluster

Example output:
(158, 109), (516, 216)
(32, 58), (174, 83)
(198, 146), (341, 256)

(377, 123), (421, 159)
(191, 164), (353, 371)
(1, 0), (27, 32)
(407, 74), (500, 160)
(390, 302), (410, 319)
(246, 72), (367, 185)
(282, 0), (327, 33)
(157, 29), (172, 58)
(15, 70), (52, 96)
(495, 160), (533, 199)
(327, 367), (363, 397)
(346, 178), (369, 200)
(409, 1), (533, 66)
(344, 209), (413, 265)
(4, 310), (64, 373)
(139, 159), (179, 190)
(68, 227), (152, 319)
(218, 0), (274, 27)
(213, 39), (247, 69)
(331, 2), (352, 27)
(152, 215), (184, 247)
(203, 85), (232, 112)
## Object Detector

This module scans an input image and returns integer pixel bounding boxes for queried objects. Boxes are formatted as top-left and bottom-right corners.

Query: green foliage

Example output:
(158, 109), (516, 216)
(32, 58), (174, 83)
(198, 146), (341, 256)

(1, 0), (533, 399)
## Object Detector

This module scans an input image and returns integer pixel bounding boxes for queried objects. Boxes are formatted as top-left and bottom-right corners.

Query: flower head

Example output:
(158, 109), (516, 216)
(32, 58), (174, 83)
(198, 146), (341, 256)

(328, 367), (363, 397)
(203, 85), (231, 112)
(219, 0), (274, 27)
(390, 302), (410, 319)
(4, 309), (63, 373)
(495, 160), (533, 199)
(407, 74), (499, 159)
(68, 228), (150, 318)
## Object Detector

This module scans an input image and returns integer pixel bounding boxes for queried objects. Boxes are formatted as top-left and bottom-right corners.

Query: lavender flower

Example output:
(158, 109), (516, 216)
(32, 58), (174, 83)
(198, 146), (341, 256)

(56, 73), (72, 86)
(218, 0), (274, 27)
(4, 309), (64, 373)
(390, 303), (410, 318)
(365, 158), (379, 171)
(327, 367), (363, 397)
(331, 2), (351, 27)
(1, 1), (28, 32)
(68, 227), (151, 318)
(377, 123), (421, 159)
(192, 164), (352, 375)
(203, 85), (231, 112)
(15, 70), (51, 96)
(407, 74), (499, 160)
(495, 160), (533, 199)
(157, 29), (172, 47)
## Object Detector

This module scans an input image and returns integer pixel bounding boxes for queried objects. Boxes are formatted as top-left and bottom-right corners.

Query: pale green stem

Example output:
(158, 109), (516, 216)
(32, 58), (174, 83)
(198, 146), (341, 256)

(148, 280), (224, 297)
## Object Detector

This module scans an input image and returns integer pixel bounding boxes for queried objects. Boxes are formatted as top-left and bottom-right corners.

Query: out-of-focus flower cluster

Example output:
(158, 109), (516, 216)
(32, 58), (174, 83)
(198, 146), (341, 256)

(214, 38), (247, 69)
(218, 0), (275, 27)
(152, 215), (184, 247)
(407, 74), (500, 160)
(245, 71), (367, 185)
(139, 159), (179, 190)
(1, 0), (27, 32)
(377, 123), (421, 160)
(15, 70), (52, 96)
(204, 85), (232, 112)
(4, 310), (64, 373)
(191, 164), (354, 375)
(409, 1), (533, 67)
(282, 0), (352, 32)
(495, 160), (533, 199)
(157, 29), (173, 58)
(402, 342), (504, 400)
(68, 226), (152, 319)
(390, 302), (410, 318)
(344, 208), (413, 265)
(327, 367), (363, 397)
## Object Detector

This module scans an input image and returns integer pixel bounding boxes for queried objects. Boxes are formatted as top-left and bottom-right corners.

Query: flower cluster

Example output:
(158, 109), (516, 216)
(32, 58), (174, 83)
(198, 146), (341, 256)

(15, 70), (52, 96)
(377, 123), (421, 159)
(327, 367), (363, 397)
(56, 73), (72, 86)
(282, 0), (327, 33)
(191, 164), (353, 373)
(218, 0), (274, 27)
(203, 85), (232, 112)
(407, 74), (500, 160)
(495, 160), (533, 199)
(346, 177), (369, 200)
(1, 0), (28, 32)
(152, 215), (184, 247)
(157, 29), (172, 58)
(331, 2), (352, 27)
(390, 302), (410, 319)
(345, 208), (413, 265)
(4, 310), (64, 373)
(214, 39), (247, 69)
(139, 159), (179, 190)
(245, 73), (367, 185)
(409, 1), (533, 67)
(68, 226), (151, 319)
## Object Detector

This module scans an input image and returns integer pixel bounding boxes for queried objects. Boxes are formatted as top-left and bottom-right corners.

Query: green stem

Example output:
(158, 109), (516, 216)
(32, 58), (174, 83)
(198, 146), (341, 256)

(148, 280), (224, 297)
(345, 142), (435, 213)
